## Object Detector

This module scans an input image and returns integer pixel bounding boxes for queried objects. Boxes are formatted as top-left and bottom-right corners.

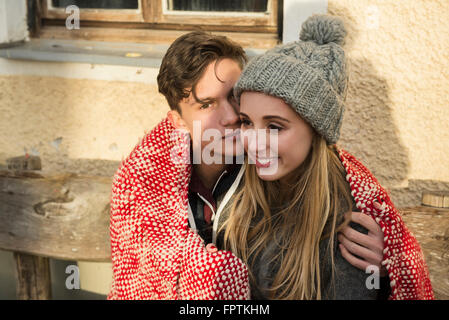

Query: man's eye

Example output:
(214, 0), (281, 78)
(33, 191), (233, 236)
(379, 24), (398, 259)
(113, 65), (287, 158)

(241, 119), (252, 126)
(200, 104), (211, 109)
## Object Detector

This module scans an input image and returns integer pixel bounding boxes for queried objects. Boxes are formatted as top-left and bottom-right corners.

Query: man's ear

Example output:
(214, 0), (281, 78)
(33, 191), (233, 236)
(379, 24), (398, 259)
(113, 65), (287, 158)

(167, 110), (188, 130)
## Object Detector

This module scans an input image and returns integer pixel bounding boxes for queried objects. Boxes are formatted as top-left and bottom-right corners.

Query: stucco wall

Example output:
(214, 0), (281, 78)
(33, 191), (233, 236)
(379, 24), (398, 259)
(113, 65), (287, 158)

(0, 72), (168, 176)
(328, 0), (449, 207)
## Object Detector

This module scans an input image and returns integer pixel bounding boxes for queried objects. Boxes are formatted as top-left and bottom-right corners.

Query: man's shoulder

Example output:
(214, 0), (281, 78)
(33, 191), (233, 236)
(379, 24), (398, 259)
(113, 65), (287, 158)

(122, 117), (171, 161)
(114, 117), (179, 179)
(111, 117), (183, 205)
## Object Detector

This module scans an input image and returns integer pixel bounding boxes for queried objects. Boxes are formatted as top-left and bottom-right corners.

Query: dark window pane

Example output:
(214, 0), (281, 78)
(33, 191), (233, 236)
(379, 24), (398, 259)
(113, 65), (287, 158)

(168, 0), (268, 12)
(51, 0), (138, 9)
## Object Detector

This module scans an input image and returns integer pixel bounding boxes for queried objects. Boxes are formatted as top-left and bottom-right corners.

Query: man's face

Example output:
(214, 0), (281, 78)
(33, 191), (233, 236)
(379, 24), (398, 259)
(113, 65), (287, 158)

(171, 58), (243, 163)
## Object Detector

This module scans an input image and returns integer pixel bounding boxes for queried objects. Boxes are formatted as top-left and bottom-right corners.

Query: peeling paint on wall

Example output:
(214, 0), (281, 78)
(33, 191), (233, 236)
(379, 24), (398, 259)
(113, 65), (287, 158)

(51, 137), (63, 151)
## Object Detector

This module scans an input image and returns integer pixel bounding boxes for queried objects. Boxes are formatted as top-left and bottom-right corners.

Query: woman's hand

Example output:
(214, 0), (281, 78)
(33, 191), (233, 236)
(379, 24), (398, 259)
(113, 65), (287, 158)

(338, 202), (387, 277)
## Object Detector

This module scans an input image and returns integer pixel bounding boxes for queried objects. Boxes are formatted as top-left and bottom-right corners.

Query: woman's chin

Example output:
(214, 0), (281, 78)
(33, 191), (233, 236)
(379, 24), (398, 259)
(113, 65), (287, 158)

(255, 168), (283, 181)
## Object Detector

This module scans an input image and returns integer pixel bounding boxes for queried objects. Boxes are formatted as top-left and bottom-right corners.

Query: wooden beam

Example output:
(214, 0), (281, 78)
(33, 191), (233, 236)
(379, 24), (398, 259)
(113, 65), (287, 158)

(37, 25), (280, 49)
(8, 155), (51, 300)
(0, 169), (112, 262)
(400, 206), (449, 300)
(13, 252), (51, 299)
(422, 192), (449, 208)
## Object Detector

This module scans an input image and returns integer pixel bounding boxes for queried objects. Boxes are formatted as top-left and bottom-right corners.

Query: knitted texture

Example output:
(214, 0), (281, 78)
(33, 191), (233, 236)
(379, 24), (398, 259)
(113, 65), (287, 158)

(107, 118), (250, 299)
(107, 118), (433, 300)
(234, 14), (348, 144)
(337, 148), (434, 300)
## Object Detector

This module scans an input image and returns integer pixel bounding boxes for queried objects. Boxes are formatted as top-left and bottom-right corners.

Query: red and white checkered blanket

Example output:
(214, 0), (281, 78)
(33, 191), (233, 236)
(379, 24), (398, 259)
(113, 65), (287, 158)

(107, 118), (433, 300)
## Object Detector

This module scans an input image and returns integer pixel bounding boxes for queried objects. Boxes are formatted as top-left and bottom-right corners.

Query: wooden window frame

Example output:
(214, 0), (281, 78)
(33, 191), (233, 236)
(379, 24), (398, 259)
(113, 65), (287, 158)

(41, 0), (145, 23)
(40, 0), (279, 33)
(154, 0), (278, 30)
(32, 0), (281, 49)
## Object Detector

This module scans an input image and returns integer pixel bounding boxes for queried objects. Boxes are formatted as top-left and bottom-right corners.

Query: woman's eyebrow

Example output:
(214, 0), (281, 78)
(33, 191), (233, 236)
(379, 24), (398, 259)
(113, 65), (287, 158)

(263, 115), (291, 122)
(239, 113), (289, 123)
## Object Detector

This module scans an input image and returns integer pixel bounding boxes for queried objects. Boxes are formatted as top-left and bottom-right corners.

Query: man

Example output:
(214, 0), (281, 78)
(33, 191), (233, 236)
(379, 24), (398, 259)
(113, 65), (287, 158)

(108, 31), (388, 299)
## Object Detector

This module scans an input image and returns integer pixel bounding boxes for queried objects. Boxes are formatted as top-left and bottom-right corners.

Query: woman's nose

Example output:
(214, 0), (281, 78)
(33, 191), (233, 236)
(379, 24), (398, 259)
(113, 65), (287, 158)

(245, 128), (279, 158)
(245, 129), (269, 156)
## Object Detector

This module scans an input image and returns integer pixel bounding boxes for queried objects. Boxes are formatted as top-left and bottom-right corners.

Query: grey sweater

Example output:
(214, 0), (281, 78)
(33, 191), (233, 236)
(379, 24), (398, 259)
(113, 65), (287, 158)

(247, 220), (388, 300)
(216, 189), (390, 300)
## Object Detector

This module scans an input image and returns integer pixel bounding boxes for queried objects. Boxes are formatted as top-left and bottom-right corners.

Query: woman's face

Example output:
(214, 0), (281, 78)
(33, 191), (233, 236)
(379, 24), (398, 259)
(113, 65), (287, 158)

(239, 91), (314, 182)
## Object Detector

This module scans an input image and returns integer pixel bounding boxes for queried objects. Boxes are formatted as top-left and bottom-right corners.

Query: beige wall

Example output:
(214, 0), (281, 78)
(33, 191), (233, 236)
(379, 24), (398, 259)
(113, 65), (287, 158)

(1, 0), (448, 297)
(0, 70), (168, 176)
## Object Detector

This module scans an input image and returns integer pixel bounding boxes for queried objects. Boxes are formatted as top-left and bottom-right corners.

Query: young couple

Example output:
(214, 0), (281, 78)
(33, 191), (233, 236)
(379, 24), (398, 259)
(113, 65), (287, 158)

(108, 15), (433, 300)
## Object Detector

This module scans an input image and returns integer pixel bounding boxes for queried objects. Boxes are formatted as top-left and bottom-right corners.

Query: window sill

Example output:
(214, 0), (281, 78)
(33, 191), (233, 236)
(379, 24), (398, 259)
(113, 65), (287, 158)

(0, 38), (167, 68)
(0, 31), (271, 68)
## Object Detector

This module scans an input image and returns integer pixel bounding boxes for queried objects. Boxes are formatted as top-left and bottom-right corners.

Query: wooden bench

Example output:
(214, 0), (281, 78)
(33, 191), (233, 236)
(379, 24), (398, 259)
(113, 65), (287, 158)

(0, 156), (448, 299)
(0, 155), (112, 299)
(399, 205), (449, 300)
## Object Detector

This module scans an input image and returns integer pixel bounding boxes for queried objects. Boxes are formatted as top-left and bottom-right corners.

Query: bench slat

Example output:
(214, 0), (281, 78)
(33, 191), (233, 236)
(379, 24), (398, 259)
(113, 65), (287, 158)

(0, 170), (112, 261)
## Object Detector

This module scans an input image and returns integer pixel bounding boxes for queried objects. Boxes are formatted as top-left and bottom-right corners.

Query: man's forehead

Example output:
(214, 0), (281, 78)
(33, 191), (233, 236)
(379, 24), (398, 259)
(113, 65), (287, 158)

(183, 59), (240, 105)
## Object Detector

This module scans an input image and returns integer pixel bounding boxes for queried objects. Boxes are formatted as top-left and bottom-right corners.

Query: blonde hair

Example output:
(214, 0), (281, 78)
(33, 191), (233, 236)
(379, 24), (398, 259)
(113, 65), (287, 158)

(222, 134), (353, 300)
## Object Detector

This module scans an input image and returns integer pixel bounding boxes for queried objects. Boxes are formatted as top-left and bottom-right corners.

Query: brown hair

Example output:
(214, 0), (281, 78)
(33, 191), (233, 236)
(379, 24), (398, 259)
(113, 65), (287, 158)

(157, 31), (247, 113)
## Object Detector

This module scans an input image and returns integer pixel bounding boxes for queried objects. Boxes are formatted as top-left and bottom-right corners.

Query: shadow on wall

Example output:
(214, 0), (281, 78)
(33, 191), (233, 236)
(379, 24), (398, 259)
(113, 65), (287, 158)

(319, 5), (410, 204)
(327, 3), (449, 208)
(340, 56), (410, 189)
(284, 1), (414, 205)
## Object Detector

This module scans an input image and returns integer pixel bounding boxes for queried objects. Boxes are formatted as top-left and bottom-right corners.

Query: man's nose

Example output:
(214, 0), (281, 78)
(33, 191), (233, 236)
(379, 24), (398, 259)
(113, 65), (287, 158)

(219, 99), (240, 127)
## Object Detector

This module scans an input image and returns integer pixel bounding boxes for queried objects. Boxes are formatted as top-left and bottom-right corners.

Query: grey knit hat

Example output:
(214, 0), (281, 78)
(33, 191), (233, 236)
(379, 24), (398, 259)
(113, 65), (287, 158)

(234, 14), (348, 144)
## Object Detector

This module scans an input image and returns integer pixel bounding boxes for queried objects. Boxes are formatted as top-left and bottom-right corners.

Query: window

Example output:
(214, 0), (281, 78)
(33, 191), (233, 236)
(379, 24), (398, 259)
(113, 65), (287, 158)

(34, 0), (281, 48)
(42, 0), (143, 22)
(168, 0), (268, 12)
(51, 0), (139, 10)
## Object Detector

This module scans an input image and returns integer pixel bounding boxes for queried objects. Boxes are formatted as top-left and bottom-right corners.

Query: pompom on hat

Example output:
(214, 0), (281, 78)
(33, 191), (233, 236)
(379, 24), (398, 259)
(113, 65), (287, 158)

(234, 14), (348, 144)
(299, 14), (347, 45)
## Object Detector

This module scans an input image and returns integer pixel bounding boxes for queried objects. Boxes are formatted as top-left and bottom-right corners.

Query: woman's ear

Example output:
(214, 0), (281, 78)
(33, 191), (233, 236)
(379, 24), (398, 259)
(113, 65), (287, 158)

(167, 110), (188, 130)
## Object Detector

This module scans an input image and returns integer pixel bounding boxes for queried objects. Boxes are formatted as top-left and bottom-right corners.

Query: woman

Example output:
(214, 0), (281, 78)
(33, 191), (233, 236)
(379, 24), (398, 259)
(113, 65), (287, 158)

(219, 14), (434, 300)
